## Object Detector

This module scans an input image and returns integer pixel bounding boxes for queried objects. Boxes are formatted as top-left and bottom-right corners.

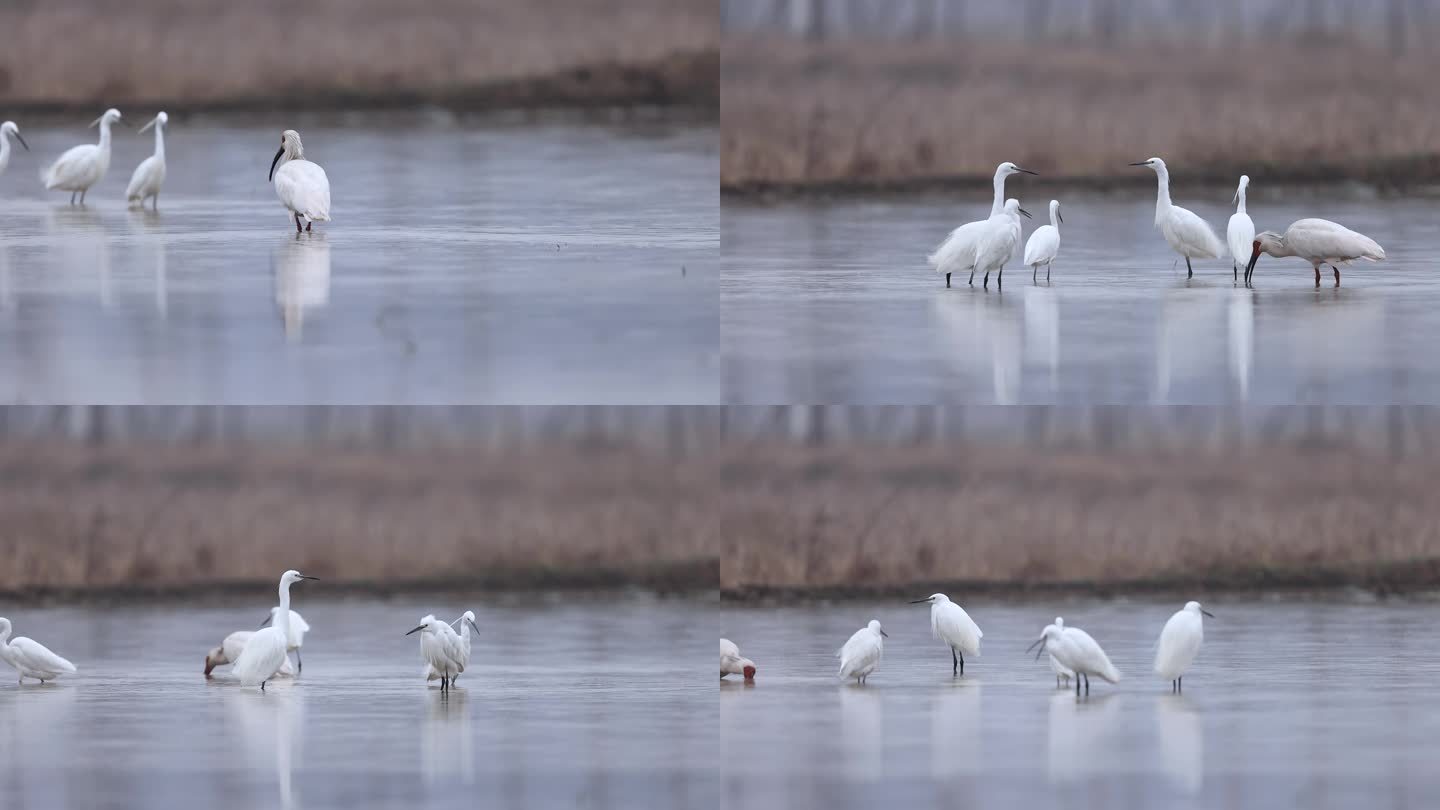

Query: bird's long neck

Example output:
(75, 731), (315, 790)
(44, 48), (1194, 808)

(1236, 185), (1247, 214)
(276, 582), (292, 639)
(0, 138), (9, 170)
(1050, 207), (1060, 228)
(97, 120), (112, 153)
(990, 170), (1006, 217)
(153, 126), (165, 160)
(1153, 166), (1172, 225)
(0, 620), (10, 646)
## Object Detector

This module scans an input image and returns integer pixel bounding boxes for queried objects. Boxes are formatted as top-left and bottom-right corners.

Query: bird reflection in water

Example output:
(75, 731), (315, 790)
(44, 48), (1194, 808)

(225, 685), (305, 808)
(422, 687), (474, 786)
(274, 234), (331, 340)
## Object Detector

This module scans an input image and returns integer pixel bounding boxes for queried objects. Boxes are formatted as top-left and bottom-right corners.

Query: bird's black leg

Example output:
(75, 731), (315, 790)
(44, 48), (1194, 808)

(1047, 265), (1051, 282)
(946, 272), (951, 288)
(69, 191), (76, 205)
(261, 680), (267, 692)
(968, 269), (975, 286)
(1075, 675), (1081, 695)
(1186, 257), (1193, 279)
(1233, 263), (1238, 280)
(959, 651), (964, 675)
(1084, 674), (1090, 694)
(1314, 266), (1321, 287)
(296, 650), (302, 674)
(1178, 676), (1183, 692)
(983, 271), (989, 289)
(294, 213), (303, 234)
(306, 221), (312, 233)
(952, 649), (958, 675)
(997, 268), (1003, 288)
(1332, 266), (1340, 286)
(1033, 265), (1038, 283)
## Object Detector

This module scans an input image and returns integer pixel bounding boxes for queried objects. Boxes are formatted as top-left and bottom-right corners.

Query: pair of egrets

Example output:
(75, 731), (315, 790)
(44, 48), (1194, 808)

(28, 109), (169, 208)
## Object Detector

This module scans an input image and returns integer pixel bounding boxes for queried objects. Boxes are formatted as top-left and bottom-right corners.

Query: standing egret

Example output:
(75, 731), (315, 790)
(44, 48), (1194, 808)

(1154, 601), (1214, 692)
(43, 108), (126, 204)
(261, 608), (310, 673)
(1046, 618), (1075, 688)
(0, 121), (29, 179)
(976, 198), (1031, 289)
(0, 618), (77, 684)
(1130, 157), (1224, 278)
(125, 111), (168, 210)
(205, 630), (296, 678)
(429, 611), (479, 684)
(928, 161), (1037, 288)
(1246, 219), (1385, 287)
(909, 593), (982, 675)
(269, 130), (331, 234)
(1227, 176), (1255, 282)
(720, 638), (757, 681)
(408, 615), (465, 692)
(1028, 621), (1121, 695)
(1024, 199), (1063, 282)
(233, 570), (318, 690)
(837, 619), (888, 684)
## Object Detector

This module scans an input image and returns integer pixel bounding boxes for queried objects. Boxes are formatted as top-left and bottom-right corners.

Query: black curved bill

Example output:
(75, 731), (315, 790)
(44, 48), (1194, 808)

(14, 132), (28, 151)
(1015, 167), (1038, 175)
(269, 146), (284, 182)
(1202, 610), (1216, 618)
(1128, 161), (1150, 166)
(1019, 208), (1032, 219)
(405, 625), (426, 636)
(908, 598), (931, 604)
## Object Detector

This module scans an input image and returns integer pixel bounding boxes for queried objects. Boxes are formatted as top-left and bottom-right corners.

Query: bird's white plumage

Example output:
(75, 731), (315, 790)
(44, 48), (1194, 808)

(233, 570), (312, 688)
(1044, 617), (1074, 683)
(1154, 601), (1208, 681)
(837, 619), (886, 682)
(1024, 199), (1062, 276)
(928, 162), (1033, 284)
(720, 638), (757, 679)
(1135, 157), (1223, 267)
(1254, 218), (1385, 276)
(271, 130), (331, 229)
(973, 199), (1026, 284)
(0, 121), (27, 178)
(413, 615), (464, 684)
(0, 617), (77, 683)
(43, 108), (123, 199)
(268, 607), (309, 651)
(427, 611), (477, 682)
(924, 593), (982, 657)
(1038, 622), (1121, 685)
(205, 630), (296, 677)
(1227, 175), (1255, 273)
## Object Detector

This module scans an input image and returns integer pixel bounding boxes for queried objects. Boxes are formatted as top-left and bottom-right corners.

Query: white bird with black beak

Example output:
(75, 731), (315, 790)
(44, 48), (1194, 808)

(837, 619), (888, 684)
(408, 614), (465, 691)
(1245, 219), (1384, 287)
(126, 111), (168, 210)
(1130, 157), (1224, 279)
(1046, 617), (1075, 688)
(427, 611), (480, 684)
(260, 607), (310, 673)
(0, 617), (77, 684)
(928, 161), (1037, 288)
(1028, 620), (1121, 695)
(43, 108), (126, 204)
(1227, 176), (1255, 282)
(976, 198), (1031, 289)
(1024, 199), (1063, 282)
(232, 569), (318, 690)
(0, 121), (30, 179)
(269, 129), (331, 233)
(204, 630), (296, 678)
(910, 593), (982, 675)
(1154, 601), (1214, 692)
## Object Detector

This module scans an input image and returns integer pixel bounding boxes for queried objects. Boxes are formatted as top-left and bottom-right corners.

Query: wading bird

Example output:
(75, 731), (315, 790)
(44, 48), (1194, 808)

(1154, 601), (1214, 692)
(0, 121), (29, 179)
(928, 161), (1037, 288)
(429, 611), (479, 684)
(909, 593), (982, 675)
(1227, 176), (1255, 282)
(1028, 620), (1121, 695)
(1246, 219), (1385, 287)
(269, 129), (331, 234)
(205, 630), (296, 678)
(260, 608), (310, 673)
(976, 198), (1031, 289)
(1047, 618), (1075, 688)
(233, 570), (318, 690)
(720, 638), (757, 681)
(126, 111), (168, 210)
(837, 619), (888, 684)
(43, 108), (126, 204)
(408, 614), (464, 692)
(1130, 157), (1224, 279)
(1024, 199), (1063, 283)
(0, 617), (77, 684)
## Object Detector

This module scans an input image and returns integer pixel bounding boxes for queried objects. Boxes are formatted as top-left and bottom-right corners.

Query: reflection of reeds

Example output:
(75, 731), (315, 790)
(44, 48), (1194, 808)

(0, 0), (716, 109)
(0, 439), (715, 595)
(722, 36), (1440, 190)
(721, 442), (1440, 594)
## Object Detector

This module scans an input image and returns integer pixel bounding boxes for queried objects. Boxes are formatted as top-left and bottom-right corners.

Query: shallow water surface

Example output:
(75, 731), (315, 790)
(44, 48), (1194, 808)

(721, 596), (1440, 808)
(0, 594), (713, 809)
(723, 194), (1440, 403)
(0, 117), (718, 403)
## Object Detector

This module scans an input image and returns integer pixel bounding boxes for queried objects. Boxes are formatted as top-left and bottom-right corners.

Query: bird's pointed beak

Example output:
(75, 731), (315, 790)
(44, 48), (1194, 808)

(1058, 211), (1063, 225)
(1128, 161), (1152, 167)
(1025, 637), (1044, 655)
(1019, 207), (1033, 219)
(299, 575), (319, 581)
(259, 614), (272, 629)
(1016, 167), (1038, 175)
(467, 618), (481, 635)
(908, 598), (931, 604)
(880, 629), (889, 638)
(204, 657), (216, 676)
(14, 132), (28, 151)
(269, 146), (285, 182)
(1246, 241), (1262, 276)
(1202, 610), (1215, 618)
(405, 625), (425, 636)
(139, 118), (157, 134)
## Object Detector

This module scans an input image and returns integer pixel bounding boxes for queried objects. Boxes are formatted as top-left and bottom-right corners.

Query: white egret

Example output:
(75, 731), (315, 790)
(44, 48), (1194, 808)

(261, 608), (310, 673)
(1028, 621), (1121, 695)
(1130, 157), (1224, 279)
(205, 630), (296, 678)
(0, 121), (30, 179)
(1227, 175), (1255, 282)
(269, 129), (331, 234)
(836, 619), (887, 684)
(43, 108), (126, 204)
(1246, 218), (1385, 287)
(1046, 617), (1075, 688)
(408, 614), (464, 691)
(928, 161), (1037, 288)
(429, 611), (479, 684)
(1154, 601), (1214, 692)
(909, 593), (982, 675)
(233, 570), (318, 690)
(1024, 199), (1062, 283)
(0, 617), (77, 684)
(720, 638), (757, 681)
(125, 111), (168, 210)
(975, 198), (1031, 289)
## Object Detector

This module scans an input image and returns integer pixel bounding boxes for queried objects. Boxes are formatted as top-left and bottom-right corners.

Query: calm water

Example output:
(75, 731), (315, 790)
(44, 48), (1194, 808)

(0, 116), (718, 404)
(721, 596), (1440, 808)
(0, 593), (713, 809)
(723, 193), (1440, 403)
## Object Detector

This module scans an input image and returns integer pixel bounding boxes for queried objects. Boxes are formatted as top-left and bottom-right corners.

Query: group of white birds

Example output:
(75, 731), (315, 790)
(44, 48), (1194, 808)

(721, 596), (1214, 695)
(3, 569), (478, 693)
(928, 159), (1386, 288)
(0, 110), (331, 232)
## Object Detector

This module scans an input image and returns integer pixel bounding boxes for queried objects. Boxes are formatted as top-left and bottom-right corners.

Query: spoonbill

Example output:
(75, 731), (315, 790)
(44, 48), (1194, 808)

(1046, 617), (1075, 688)
(233, 570), (318, 690)
(269, 129), (331, 234)
(43, 108), (126, 204)
(1130, 157), (1224, 279)
(0, 121), (29, 179)
(909, 593), (982, 675)
(720, 638), (757, 681)
(429, 611), (479, 684)
(1227, 176), (1255, 281)
(1024, 199), (1063, 282)
(1028, 621), (1121, 695)
(837, 619), (888, 684)
(928, 161), (1037, 288)
(1154, 601), (1214, 692)
(125, 111), (168, 210)
(408, 614), (464, 691)
(976, 198), (1031, 289)
(204, 630), (296, 678)
(0, 617), (77, 684)
(260, 607), (310, 673)
(1246, 219), (1385, 287)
